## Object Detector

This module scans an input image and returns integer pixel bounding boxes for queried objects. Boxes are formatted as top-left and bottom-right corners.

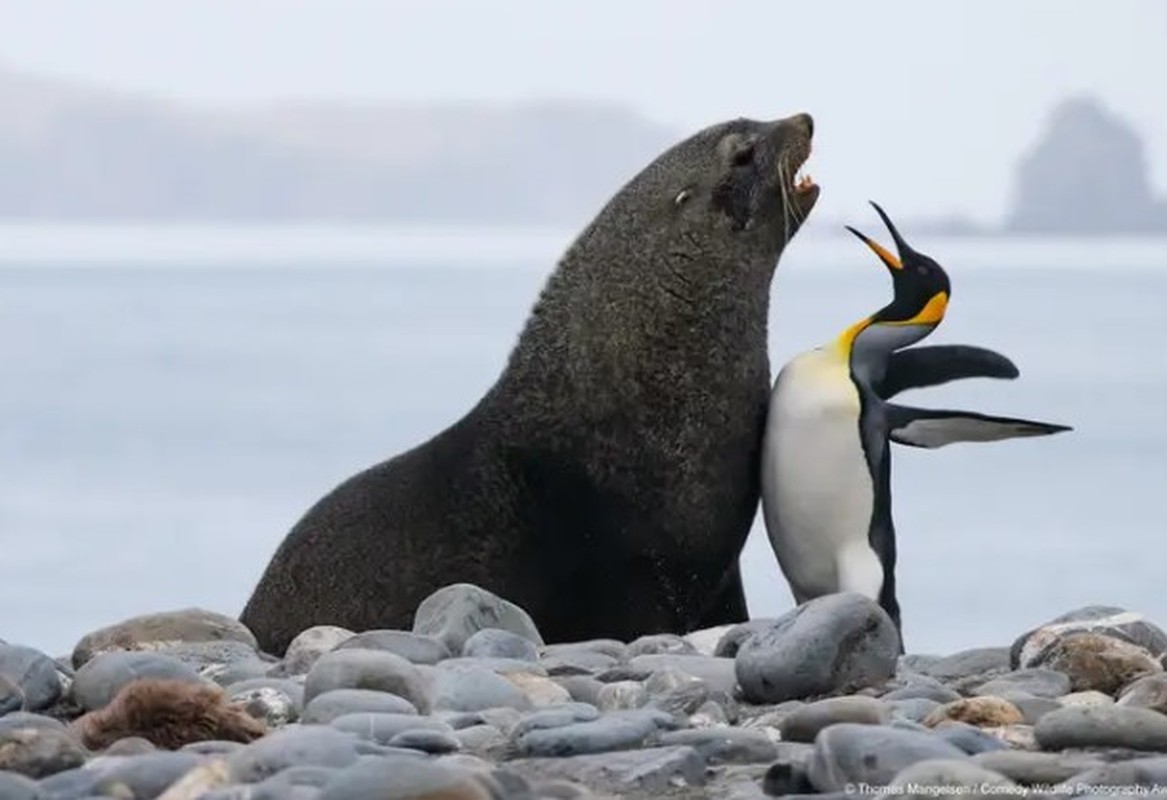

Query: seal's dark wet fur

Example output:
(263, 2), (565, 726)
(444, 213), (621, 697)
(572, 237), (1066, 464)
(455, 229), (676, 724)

(242, 114), (819, 655)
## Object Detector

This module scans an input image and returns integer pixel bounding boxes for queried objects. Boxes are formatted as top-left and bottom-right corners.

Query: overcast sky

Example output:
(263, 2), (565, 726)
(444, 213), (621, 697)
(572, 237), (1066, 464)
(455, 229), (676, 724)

(0, 0), (1162, 223)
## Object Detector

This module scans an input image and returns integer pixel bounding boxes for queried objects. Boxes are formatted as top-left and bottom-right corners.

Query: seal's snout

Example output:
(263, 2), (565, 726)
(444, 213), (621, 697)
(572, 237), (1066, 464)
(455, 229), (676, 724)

(793, 112), (814, 139)
(772, 112), (818, 223)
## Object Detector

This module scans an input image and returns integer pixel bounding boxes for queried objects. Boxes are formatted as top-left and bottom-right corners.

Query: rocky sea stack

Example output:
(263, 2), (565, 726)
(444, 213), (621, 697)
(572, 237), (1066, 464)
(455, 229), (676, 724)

(4, 588), (1167, 798)
(1005, 95), (1167, 235)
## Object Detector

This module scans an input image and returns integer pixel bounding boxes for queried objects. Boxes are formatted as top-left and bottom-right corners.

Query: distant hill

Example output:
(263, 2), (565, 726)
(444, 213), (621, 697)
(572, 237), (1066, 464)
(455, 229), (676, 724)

(0, 69), (1163, 234)
(0, 68), (676, 224)
(1004, 96), (1167, 234)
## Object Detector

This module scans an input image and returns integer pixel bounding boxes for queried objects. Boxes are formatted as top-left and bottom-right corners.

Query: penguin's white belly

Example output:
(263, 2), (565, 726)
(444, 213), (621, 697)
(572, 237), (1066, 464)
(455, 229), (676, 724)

(760, 352), (883, 603)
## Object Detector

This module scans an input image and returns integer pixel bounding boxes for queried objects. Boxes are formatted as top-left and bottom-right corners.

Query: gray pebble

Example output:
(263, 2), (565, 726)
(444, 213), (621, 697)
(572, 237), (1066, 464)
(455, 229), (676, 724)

(596, 680), (646, 711)
(807, 722), (968, 793)
(656, 727), (778, 764)
(334, 630), (452, 665)
(317, 754), (486, 799)
(0, 771), (42, 800)
(713, 620), (777, 658)
(932, 721), (1010, 754)
(512, 708), (677, 757)
(434, 710), (488, 730)
(1, 675), (22, 715)
(278, 626), (355, 674)
(437, 657), (547, 676)
(916, 647), (1011, 685)
(206, 658), (275, 686)
(881, 683), (961, 704)
(627, 634), (696, 657)
(476, 707), (524, 734)
(779, 696), (890, 743)
(261, 764), (339, 788)
(329, 712), (455, 746)
(0, 645), (63, 712)
(226, 678), (304, 726)
(455, 723), (506, 751)
(507, 745), (704, 794)
(890, 758), (1015, 798)
(429, 665), (533, 713)
(974, 668), (1071, 699)
(540, 651), (619, 676)
(303, 648), (429, 712)
(889, 698), (942, 723)
(736, 594), (900, 704)
(462, 629), (539, 662)
(105, 736), (157, 755)
(227, 726), (366, 783)
(35, 766), (105, 798)
(1011, 606), (1167, 669)
(388, 728), (462, 754)
(1034, 704), (1167, 751)
(1070, 756), (1167, 787)
(646, 681), (718, 719)
(302, 688), (418, 723)
(553, 676), (604, 706)
(411, 583), (543, 655)
(87, 751), (205, 797)
(71, 651), (202, 710)
(511, 703), (602, 739)
(0, 726), (85, 779)
(0, 713), (67, 736)
(154, 640), (261, 673)
(971, 750), (1105, 785)
(71, 608), (258, 667)
(1117, 673), (1167, 714)
(1002, 692), (1063, 724)
(628, 654), (737, 696)
(181, 739), (246, 756)
(541, 639), (627, 661)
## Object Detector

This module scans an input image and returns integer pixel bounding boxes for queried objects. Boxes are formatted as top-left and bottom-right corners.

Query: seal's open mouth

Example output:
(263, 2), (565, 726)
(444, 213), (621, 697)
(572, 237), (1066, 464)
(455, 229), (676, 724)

(780, 136), (819, 224)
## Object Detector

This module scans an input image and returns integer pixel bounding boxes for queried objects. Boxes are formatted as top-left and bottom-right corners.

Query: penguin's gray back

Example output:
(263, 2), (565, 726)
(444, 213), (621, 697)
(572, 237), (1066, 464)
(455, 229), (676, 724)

(760, 346), (884, 603)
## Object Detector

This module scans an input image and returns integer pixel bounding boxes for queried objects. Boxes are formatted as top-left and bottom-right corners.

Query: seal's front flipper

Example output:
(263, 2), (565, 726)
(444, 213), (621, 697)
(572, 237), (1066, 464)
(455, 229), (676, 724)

(877, 345), (1019, 399)
(886, 404), (1072, 449)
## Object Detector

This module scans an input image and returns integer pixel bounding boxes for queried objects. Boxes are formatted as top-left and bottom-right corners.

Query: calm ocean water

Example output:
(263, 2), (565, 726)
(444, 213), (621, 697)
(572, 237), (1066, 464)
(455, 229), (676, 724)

(1, 225), (1165, 657)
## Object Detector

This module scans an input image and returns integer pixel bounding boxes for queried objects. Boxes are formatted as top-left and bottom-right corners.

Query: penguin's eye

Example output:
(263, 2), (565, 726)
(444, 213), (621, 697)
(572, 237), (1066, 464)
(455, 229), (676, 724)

(674, 188), (693, 207)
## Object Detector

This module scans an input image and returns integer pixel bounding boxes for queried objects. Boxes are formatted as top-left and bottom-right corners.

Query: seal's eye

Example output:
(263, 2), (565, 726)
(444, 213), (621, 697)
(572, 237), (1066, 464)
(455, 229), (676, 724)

(730, 143), (755, 167)
(674, 188), (693, 207)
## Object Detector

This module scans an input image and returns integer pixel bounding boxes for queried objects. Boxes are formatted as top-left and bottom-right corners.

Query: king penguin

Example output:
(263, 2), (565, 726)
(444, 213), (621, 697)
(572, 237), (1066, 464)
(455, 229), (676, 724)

(759, 201), (1071, 646)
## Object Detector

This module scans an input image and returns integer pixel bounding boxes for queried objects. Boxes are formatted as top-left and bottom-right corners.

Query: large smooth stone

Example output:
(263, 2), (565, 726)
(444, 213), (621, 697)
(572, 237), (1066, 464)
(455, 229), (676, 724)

(72, 608), (258, 667)
(412, 584), (543, 655)
(0, 645), (62, 712)
(1035, 705), (1167, 751)
(71, 651), (202, 711)
(735, 593), (899, 704)
(807, 723), (968, 793)
(303, 648), (429, 712)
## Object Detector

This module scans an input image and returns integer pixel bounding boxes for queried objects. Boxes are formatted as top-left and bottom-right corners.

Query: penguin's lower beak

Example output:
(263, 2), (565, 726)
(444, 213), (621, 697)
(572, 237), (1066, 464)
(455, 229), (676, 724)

(845, 226), (902, 272)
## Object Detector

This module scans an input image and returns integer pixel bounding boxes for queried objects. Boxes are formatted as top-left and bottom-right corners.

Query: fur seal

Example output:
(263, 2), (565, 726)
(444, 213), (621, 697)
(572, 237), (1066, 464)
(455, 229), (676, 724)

(70, 679), (266, 750)
(241, 112), (820, 655)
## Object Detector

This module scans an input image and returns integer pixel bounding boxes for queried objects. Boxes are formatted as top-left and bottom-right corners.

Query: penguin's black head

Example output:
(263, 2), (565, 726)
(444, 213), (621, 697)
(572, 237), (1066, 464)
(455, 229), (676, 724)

(837, 202), (951, 366)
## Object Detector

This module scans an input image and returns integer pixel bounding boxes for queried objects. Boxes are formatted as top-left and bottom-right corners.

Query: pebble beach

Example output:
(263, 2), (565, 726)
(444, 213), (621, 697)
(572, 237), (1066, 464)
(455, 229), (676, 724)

(4, 585), (1167, 799)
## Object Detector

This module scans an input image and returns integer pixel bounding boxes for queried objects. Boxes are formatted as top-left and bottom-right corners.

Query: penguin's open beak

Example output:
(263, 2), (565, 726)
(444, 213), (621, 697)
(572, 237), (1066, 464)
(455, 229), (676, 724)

(845, 225), (901, 272)
(845, 201), (918, 273)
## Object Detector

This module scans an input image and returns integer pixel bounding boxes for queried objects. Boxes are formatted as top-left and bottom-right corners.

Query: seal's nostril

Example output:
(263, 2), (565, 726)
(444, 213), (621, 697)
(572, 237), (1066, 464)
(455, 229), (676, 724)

(801, 113), (814, 139)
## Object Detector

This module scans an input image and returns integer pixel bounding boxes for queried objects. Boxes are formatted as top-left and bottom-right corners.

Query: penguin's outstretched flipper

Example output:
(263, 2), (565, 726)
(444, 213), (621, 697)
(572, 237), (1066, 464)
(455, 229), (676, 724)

(877, 344), (1019, 399)
(885, 404), (1072, 449)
